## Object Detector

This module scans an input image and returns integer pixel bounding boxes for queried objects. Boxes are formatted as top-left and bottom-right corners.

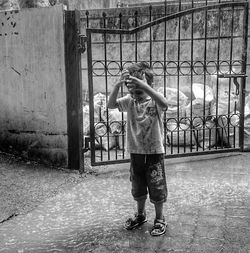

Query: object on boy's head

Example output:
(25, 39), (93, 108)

(126, 61), (153, 86)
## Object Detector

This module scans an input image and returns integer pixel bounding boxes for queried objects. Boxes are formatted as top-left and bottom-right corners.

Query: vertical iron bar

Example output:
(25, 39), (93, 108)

(102, 12), (111, 160)
(228, 5), (235, 147)
(209, 128), (211, 150)
(215, 1), (222, 150)
(87, 30), (96, 164)
(86, 10), (89, 28)
(196, 129), (199, 151)
(233, 126), (236, 148)
(202, 1), (208, 151)
(190, 0), (194, 152)
(115, 136), (118, 160)
(135, 11), (138, 62)
(239, 3), (249, 151)
(184, 131), (186, 153)
(99, 107), (102, 121)
(163, 0), (167, 154)
(177, 0), (181, 153)
(171, 132), (173, 154)
(100, 137), (103, 161)
(119, 12), (125, 159)
(149, 5), (152, 67)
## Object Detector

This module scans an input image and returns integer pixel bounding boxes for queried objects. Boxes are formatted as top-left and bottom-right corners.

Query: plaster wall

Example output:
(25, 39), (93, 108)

(0, 6), (68, 166)
(68, 0), (112, 10)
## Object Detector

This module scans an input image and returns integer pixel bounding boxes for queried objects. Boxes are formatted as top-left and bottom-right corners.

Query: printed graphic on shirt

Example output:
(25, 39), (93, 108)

(136, 105), (157, 127)
(147, 106), (157, 117)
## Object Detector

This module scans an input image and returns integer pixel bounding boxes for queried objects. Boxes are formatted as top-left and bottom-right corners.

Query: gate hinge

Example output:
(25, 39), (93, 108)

(83, 136), (90, 153)
(78, 35), (87, 54)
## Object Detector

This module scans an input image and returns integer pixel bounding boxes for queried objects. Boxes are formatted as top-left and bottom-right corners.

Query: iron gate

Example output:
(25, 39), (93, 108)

(86, 1), (249, 166)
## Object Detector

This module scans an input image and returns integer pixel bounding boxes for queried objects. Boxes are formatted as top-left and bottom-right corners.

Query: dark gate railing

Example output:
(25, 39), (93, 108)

(86, 1), (248, 166)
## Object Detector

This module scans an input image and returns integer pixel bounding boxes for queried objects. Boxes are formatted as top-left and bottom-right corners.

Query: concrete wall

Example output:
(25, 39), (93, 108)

(68, 0), (112, 10)
(68, 0), (177, 10)
(0, 6), (68, 166)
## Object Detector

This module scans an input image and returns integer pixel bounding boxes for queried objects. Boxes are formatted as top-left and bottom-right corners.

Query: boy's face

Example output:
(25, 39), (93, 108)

(124, 69), (148, 101)
(126, 83), (147, 101)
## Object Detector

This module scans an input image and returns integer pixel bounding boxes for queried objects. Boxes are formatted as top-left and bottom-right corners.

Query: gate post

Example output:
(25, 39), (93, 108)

(64, 10), (84, 171)
(239, 3), (249, 152)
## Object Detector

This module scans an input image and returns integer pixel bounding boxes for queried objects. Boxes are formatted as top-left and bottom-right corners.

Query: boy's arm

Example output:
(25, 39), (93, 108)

(143, 85), (168, 110)
(107, 70), (129, 109)
(107, 82), (122, 109)
(128, 76), (168, 110)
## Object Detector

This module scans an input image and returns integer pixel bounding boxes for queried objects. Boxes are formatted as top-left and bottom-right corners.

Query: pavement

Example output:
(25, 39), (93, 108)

(0, 151), (250, 252)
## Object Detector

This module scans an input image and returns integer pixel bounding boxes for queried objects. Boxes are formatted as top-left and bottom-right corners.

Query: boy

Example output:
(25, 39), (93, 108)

(107, 62), (168, 236)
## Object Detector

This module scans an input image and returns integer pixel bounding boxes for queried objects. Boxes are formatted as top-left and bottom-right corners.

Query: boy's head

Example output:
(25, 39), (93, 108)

(126, 62), (154, 86)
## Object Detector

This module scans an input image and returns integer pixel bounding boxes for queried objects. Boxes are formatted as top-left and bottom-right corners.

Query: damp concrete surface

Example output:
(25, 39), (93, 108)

(0, 151), (249, 253)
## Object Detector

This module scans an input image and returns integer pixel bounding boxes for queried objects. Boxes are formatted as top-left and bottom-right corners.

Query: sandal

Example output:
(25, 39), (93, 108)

(150, 217), (167, 236)
(124, 213), (147, 230)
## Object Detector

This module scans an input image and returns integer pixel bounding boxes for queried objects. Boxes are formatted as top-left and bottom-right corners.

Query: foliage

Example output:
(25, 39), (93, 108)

(0, 0), (52, 10)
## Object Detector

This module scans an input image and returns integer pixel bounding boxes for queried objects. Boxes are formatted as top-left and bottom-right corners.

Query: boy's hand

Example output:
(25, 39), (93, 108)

(115, 70), (131, 89)
(120, 70), (130, 83)
(126, 74), (148, 91)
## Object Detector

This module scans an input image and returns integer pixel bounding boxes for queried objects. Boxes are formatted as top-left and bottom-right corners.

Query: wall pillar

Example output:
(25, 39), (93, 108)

(64, 10), (84, 171)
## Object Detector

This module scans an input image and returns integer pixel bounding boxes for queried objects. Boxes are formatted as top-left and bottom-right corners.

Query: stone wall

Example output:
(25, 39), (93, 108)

(0, 6), (68, 166)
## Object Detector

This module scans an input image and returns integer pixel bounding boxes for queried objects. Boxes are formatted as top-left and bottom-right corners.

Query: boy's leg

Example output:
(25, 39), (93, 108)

(124, 199), (147, 230)
(151, 204), (167, 236)
(146, 154), (168, 236)
(137, 198), (146, 215)
(124, 154), (148, 230)
(146, 154), (167, 205)
(154, 201), (164, 220)
(130, 153), (148, 209)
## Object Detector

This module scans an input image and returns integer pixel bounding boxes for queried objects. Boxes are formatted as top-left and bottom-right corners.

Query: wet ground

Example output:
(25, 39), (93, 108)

(0, 152), (250, 252)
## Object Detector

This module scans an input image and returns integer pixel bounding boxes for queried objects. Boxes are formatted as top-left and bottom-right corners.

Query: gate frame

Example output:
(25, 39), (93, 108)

(86, 1), (249, 167)
(64, 10), (84, 171)
(239, 2), (249, 151)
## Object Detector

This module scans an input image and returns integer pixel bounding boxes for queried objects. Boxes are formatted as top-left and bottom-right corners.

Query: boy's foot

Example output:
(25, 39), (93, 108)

(124, 213), (147, 230)
(150, 217), (167, 236)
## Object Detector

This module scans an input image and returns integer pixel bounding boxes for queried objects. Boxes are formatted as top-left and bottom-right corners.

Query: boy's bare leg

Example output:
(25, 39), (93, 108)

(124, 199), (147, 230)
(137, 199), (146, 215)
(154, 202), (164, 220)
(151, 202), (167, 236)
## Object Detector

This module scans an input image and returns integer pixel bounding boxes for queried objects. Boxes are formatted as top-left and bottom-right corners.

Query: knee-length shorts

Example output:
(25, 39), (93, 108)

(130, 153), (168, 204)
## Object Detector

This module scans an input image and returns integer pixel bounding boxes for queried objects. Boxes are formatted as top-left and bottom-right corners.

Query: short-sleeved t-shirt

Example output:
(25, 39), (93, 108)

(117, 94), (166, 154)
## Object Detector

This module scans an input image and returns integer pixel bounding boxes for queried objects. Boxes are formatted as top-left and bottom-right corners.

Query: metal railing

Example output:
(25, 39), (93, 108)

(83, 1), (248, 166)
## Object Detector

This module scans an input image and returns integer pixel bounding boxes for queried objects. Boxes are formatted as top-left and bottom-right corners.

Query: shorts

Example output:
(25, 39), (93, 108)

(130, 153), (168, 204)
